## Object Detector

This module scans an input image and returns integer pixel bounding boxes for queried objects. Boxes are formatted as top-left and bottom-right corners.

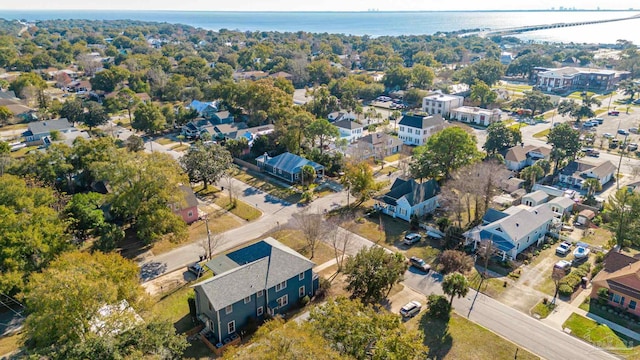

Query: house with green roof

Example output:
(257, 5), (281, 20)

(193, 237), (318, 346)
(375, 178), (439, 221)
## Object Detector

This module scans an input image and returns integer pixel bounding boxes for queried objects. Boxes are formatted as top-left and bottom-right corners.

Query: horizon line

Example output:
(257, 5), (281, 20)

(1, 8), (639, 13)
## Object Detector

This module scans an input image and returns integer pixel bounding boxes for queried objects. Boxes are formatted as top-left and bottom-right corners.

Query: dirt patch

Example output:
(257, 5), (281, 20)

(497, 250), (557, 312)
(142, 269), (196, 297)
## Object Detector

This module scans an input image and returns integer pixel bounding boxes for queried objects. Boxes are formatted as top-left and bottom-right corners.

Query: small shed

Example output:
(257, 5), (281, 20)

(576, 209), (596, 226)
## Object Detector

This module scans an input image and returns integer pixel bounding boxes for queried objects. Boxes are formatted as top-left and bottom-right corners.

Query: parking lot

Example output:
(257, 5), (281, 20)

(581, 110), (640, 149)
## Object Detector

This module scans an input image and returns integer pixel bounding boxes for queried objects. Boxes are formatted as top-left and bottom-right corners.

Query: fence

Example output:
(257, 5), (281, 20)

(233, 157), (260, 172)
(546, 231), (604, 253)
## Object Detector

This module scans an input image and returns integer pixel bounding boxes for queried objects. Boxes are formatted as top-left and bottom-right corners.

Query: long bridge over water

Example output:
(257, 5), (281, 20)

(467, 13), (640, 38)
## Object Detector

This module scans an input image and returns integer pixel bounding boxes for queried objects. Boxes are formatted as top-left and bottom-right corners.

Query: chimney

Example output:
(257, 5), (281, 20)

(516, 223), (519, 227)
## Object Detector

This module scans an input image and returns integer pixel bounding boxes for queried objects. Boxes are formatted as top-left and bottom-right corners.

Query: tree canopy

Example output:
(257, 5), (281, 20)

(483, 122), (522, 155)
(180, 142), (233, 189)
(344, 246), (407, 304)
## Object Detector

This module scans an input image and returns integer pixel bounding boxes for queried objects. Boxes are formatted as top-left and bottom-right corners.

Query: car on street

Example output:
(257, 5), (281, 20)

(594, 118), (604, 124)
(556, 241), (572, 256)
(603, 133), (613, 139)
(403, 233), (422, 246)
(609, 110), (620, 116)
(618, 129), (630, 136)
(188, 263), (206, 277)
(409, 256), (431, 272)
(400, 301), (422, 318)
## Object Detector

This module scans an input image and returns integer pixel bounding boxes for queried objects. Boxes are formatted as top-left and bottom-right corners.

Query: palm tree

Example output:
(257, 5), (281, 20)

(583, 178), (602, 198)
(620, 79), (639, 101)
(521, 164), (544, 191)
(442, 272), (470, 307)
(354, 105), (363, 121)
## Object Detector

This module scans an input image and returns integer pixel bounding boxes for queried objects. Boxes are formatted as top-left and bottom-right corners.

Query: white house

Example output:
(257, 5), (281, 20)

(450, 106), (502, 126)
(328, 111), (357, 123)
(521, 190), (549, 207)
(559, 160), (617, 189)
(24, 118), (77, 142)
(397, 114), (447, 146)
(500, 52), (514, 65)
(421, 92), (464, 117)
(375, 178), (439, 222)
(504, 145), (551, 171)
(546, 196), (575, 219)
(334, 119), (365, 142)
(464, 204), (555, 260)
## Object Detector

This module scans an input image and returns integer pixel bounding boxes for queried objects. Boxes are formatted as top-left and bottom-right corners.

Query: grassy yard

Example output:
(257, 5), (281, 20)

(568, 91), (596, 100)
(407, 312), (539, 360)
(563, 313), (640, 358)
(495, 83), (533, 92)
(170, 144), (190, 152)
(9, 145), (37, 158)
(508, 123), (527, 130)
(0, 332), (21, 357)
(383, 153), (404, 163)
(581, 228), (613, 248)
(214, 194), (262, 221)
(156, 137), (176, 145)
(580, 299), (640, 334)
(467, 269), (508, 298)
(0, 123), (28, 131)
(533, 129), (550, 138)
(233, 169), (301, 203)
(345, 213), (408, 246)
(269, 229), (336, 266)
(531, 300), (556, 319)
(150, 214), (242, 255)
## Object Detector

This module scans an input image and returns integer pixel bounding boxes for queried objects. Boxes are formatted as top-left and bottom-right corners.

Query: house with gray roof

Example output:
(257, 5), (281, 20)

(193, 237), (317, 345)
(521, 190), (549, 207)
(255, 152), (324, 184)
(546, 196), (575, 218)
(464, 204), (555, 260)
(334, 119), (365, 142)
(24, 118), (77, 141)
(559, 159), (616, 190)
(397, 113), (447, 146)
(504, 144), (551, 171)
(375, 178), (439, 221)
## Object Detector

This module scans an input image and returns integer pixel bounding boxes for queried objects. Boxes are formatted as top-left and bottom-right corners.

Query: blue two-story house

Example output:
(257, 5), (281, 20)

(192, 237), (318, 345)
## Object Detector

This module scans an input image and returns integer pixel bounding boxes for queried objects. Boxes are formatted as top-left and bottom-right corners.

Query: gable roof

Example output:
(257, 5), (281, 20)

(257, 152), (324, 173)
(547, 196), (575, 208)
(504, 145), (551, 163)
(560, 160), (616, 179)
(27, 118), (73, 135)
(379, 178), (439, 206)
(178, 185), (198, 209)
(523, 190), (548, 203)
(359, 132), (402, 147)
(592, 251), (640, 299)
(334, 119), (363, 130)
(398, 114), (445, 129)
(486, 204), (553, 242)
(196, 237), (315, 310)
(483, 208), (510, 223)
(188, 100), (218, 113)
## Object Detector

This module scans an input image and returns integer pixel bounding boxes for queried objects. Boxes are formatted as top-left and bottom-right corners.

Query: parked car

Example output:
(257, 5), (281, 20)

(586, 150), (600, 157)
(403, 233), (422, 246)
(634, 99), (640, 105)
(594, 118), (604, 124)
(618, 129), (630, 136)
(400, 301), (422, 318)
(609, 139), (619, 149)
(609, 110), (620, 116)
(556, 241), (572, 256)
(409, 256), (431, 272)
(188, 263), (206, 277)
(603, 133), (613, 139)
(582, 122), (595, 128)
(628, 143), (639, 152)
(554, 260), (573, 272)
(631, 127), (639, 134)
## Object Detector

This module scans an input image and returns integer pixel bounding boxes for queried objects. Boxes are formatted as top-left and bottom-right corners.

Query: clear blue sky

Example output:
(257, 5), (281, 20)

(0, 0), (636, 11)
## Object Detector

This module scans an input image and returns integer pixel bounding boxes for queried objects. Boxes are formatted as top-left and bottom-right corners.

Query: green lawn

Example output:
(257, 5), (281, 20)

(383, 153), (403, 163)
(407, 312), (539, 360)
(270, 229), (337, 265)
(0, 123), (28, 131)
(467, 269), (508, 298)
(345, 213), (408, 246)
(170, 144), (190, 152)
(533, 129), (550, 138)
(233, 169), (301, 203)
(563, 313), (640, 357)
(580, 299), (640, 334)
(214, 194), (262, 221)
(156, 137), (175, 145)
(531, 300), (556, 319)
(567, 91), (596, 100)
(9, 145), (37, 158)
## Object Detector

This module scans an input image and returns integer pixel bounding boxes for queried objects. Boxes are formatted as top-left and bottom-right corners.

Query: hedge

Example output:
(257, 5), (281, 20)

(558, 262), (591, 297)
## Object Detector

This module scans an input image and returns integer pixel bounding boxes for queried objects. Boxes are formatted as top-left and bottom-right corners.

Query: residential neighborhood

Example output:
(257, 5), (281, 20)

(1, 10), (640, 360)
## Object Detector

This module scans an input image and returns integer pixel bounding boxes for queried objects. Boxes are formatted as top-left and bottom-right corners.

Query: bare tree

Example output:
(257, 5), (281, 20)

(200, 223), (224, 261)
(476, 239), (497, 280)
(293, 209), (325, 259)
(551, 267), (565, 305)
(328, 217), (353, 272)
(76, 54), (101, 77)
(221, 171), (239, 205)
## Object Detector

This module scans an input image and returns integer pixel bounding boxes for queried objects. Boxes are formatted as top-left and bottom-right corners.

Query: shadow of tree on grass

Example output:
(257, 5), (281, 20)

(419, 311), (453, 360)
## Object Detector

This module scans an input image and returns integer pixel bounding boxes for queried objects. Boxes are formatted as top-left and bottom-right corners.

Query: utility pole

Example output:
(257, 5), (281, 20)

(617, 133), (629, 190)
(205, 215), (212, 260)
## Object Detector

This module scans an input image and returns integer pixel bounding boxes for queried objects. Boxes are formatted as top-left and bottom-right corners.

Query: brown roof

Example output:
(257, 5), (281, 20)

(269, 71), (293, 79)
(578, 209), (596, 219)
(504, 145), (551, 163)
(592, 251), (640, 299)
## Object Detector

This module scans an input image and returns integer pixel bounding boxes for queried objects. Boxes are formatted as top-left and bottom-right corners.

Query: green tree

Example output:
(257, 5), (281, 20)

(455, 59), (504, 86)
(116, 88), (141, 122)
(341, 162), (380, 207)
(9, 72), (47, 98)
(483, 122), (522, 155)
(90, 66), (130, 92)
(344, 247), (407, 304)
(305, 86), (340, 119)
(126, 134), (145, 152)
(65, 192), (105, 240)
(59, 97), (84, 125)
(605, 187), (640, 249)
(411, 64), (435, 89)
(557, 93), (602, 123)
(0, 105), (12, 126)
(301, 164), (317, 187)
(469, 80), (497, 107)
(305, 118), (339, 154)
(512, 90), (553, 116)
(180, 142), (233, 189)
(547, 123), (581, 174)
(442, 272), (470, 306)
(583, 178), (603, 198)
(80, 101), (109, 131)
(383, 65), (412, 90)
(411, 126), (482, 180)
(307, 59), (333, 85)
(0, 141), (9, 176)
(521, 164), (544, 191)
(224, 138), (249, 158)
(426, 294), (451, 319)
(309, 298), (427, 360)
(132, 101), (166, 134)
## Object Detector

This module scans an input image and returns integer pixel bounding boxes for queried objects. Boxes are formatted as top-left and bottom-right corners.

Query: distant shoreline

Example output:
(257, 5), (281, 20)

(1, 9), (639, 13)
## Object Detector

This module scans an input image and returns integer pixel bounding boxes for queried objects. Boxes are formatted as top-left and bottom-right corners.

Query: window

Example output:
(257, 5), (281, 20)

(275, 280), (287, 292)
(244, 296), (251, 304)
(299, 286), (305, 298)
(257, 290), (264, 297)
(208, 301), (212, 311)
(187, 211), (194, 218)
(299, 272), (305, 280)
(612, 294), (621, 304)
(399, 126), (405, 132)
(257, 306), (264, 316)
(407, 128), (413, 134)
(225, 305), (233, 314)
(630, 301), (637, 310)
(277, 295), (288, 308)
(228, 321), (235, 334)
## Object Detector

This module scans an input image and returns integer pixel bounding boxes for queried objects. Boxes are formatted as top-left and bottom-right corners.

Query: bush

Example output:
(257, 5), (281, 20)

(558, 284), (574, 297)
(592, 263), (604, 278)
(438, 250), (473, 275)
(299, 295), (310, 307)
(558, 262), (591, 296)
(426, 294), (451, 320)
(597, 288), (609, 305)
(595, 252), (606, 264)
(315, 278), (332, 300)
